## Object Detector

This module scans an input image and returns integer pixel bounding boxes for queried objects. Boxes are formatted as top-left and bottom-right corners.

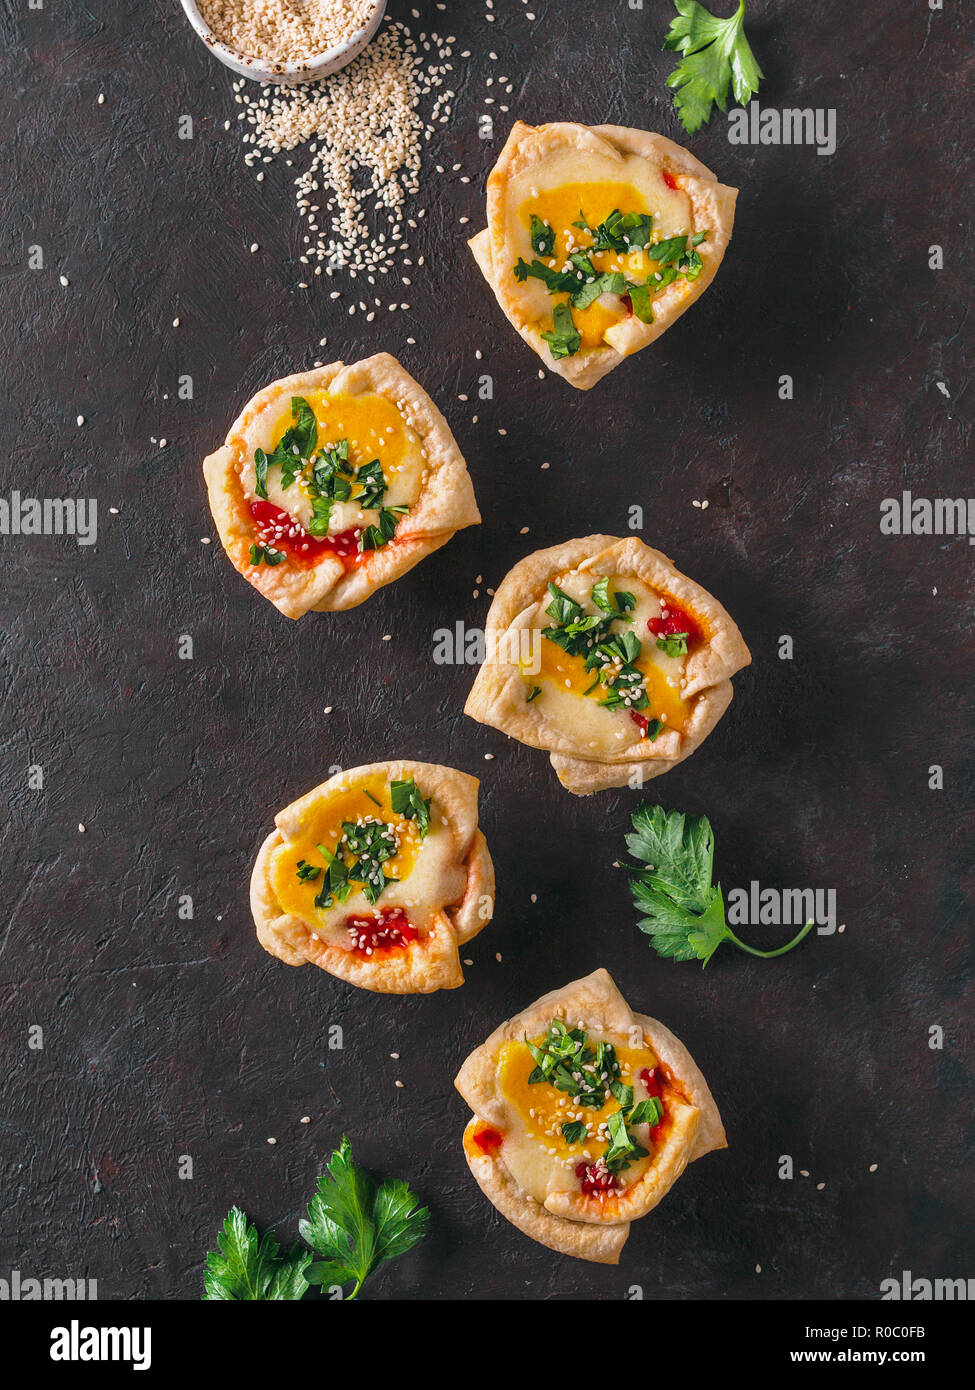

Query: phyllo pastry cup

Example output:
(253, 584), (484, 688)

(204, 353), (480, 618)
(465, 535), (751, 795)
(455, 969), (726, 1264)
(469, 121), (738, 389)
(251, 761), (495, 994)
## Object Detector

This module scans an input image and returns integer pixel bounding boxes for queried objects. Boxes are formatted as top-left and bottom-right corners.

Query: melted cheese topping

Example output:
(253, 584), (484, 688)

(241, 389), (424, 536)
(496, 1033), (660, 1203)
(511, 150), (695, 351)
(522, 573), (693, 756)
(268, 773), (466, 948)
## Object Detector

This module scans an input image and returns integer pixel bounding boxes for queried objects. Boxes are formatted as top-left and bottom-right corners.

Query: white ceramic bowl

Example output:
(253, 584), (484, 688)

(180, 0), (387, 85)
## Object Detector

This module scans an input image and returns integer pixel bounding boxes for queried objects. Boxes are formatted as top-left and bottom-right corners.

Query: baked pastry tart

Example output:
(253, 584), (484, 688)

(251, 761), (495, 993)
(456, 969), (726, 1264)
(469, 121), (737, 389)
(203, 353), (480, 618)
(465, 535), (750, 795)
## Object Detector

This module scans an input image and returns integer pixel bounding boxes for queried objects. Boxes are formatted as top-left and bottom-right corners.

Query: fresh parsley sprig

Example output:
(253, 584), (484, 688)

(299, 1136), (429, 1300)
(622, 804), (814, 966)
(202, 1140), (428, 1302)
(203, 1208), (312, 1301)
(664, 0), (763, 134)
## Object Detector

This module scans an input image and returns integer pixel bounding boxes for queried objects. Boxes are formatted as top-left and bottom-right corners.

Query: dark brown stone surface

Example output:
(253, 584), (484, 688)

(1, 0), (972, 1300)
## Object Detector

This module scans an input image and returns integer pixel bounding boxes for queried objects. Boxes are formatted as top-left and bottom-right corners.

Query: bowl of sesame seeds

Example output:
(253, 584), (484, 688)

(181, 0), (387, 85)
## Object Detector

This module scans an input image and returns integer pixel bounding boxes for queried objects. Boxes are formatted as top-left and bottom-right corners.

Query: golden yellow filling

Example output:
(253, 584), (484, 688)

(269, 775), (423, 924)
(271, 390), (411, 483)
(532, 638), (691, 733)
(518, 178), (690, 351)
(498, 1036), (658, 1163)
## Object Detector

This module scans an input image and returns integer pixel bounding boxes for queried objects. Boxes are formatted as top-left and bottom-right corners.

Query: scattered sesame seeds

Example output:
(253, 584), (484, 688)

(59, 274), (69, 287)
(394, 1079), (404, 1089)
(232, 24), (456, 281)
(300, 1116), (311, 1124)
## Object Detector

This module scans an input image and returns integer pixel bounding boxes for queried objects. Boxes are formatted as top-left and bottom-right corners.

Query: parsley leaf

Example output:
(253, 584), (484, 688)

(591, 578), (635, 618)
(545, 582), (583, 626)
(541, 302), (582, 361)
(622, 804), (814, 965)
(390, 777), (432, 839)
(656, 631), (689, 658)
(254, 448), (270, 500)
(664, 0), (764, 134)
(249, 543), (285, 567)
(313, 843), (354, 909)
(530, 214), (556, 256)
(286, 395), (318, 457)
(355, 458), (387, 510)
(587, 209), (655, 253)
(299, 1136), (428, 1300)
(202, 1207), (312, 1301)
(360, 505), (409, 552)
(630, 1097), (664, 1128)
(561, 1121), (588, 1145)
(342, 819), (399, 905)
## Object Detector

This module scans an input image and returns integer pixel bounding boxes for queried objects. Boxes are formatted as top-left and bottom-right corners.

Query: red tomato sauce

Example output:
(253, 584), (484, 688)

(249, 499), (361, 570)
(473, 1126), (504, 1155)
(345, 907), (418, 958)
(575, 1161), (618, 1195)
(639, 1067), (669, 1145)
(648, 597), (703, 649)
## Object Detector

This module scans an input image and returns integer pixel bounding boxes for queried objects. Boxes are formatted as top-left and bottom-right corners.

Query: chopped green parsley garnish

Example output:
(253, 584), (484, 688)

(540, 302), (581, 361)
(296, 780), (432, 908)
(530, 214), (555, 256)
(656, 631), (689, 658)
(249, 543), (285, 566)
(514, 211), (709, 360)
(525, 1020), (656, 1175)
(540, 581), (652, 718)
(250, 396), (409, 561)
(389, 778), (432, 839)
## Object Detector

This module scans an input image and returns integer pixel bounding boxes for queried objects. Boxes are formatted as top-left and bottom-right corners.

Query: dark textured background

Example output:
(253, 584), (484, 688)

(1, 0), (972, 1301)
